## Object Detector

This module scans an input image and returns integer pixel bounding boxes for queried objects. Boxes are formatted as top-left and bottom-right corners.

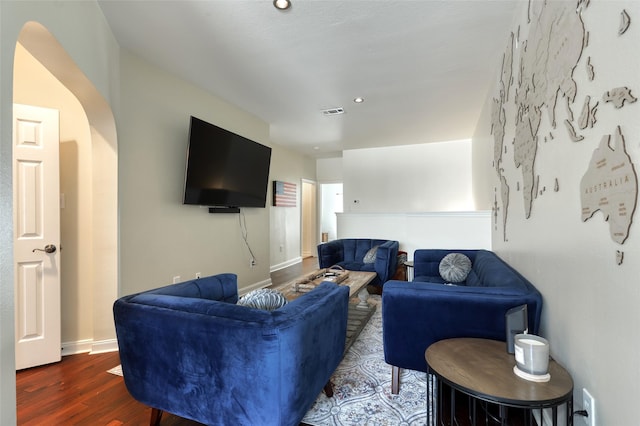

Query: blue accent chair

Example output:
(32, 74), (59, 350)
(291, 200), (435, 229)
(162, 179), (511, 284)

(382, 249), (542, 393)
(113, 273), (349, 426)
(317, 238), (399, 289)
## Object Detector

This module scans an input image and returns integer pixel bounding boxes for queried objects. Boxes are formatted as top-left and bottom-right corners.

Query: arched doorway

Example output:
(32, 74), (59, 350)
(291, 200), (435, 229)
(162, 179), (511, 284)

(14, 22), (118, 359)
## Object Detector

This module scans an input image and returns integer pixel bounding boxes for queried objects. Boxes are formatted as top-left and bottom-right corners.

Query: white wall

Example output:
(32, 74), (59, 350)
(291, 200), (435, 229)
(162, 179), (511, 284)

(269, 148), (316, 271)
(343, 140), (474, 213)
(118, 50), (271, 294)
(316, 156), (343, 182)
(337, 211), (491, 257)
(334, 140), (484, 252)
(118, 51), (316, 296)
(473, 2), (640, 424)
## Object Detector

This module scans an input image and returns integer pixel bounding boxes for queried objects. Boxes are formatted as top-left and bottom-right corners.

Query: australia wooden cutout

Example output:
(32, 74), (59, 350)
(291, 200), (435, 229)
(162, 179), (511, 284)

(580, 126), (638, 245)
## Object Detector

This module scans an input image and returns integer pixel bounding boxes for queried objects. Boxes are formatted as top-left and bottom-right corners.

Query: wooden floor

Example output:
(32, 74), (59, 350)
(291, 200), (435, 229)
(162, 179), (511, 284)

(16, 257), (525, 425)
(17, 350), (186, 426)
(269, 256), (318, 285)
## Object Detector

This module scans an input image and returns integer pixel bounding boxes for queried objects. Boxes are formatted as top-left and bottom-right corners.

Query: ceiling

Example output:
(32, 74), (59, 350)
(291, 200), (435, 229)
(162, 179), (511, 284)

(98, 0), (518, 158)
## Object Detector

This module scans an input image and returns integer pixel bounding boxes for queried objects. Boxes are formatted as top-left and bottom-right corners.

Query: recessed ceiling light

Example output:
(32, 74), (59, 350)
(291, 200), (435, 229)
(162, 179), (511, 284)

(313, 146), (320, 150)
(273, 0), (291, 10)
(353, 97), (364, 103)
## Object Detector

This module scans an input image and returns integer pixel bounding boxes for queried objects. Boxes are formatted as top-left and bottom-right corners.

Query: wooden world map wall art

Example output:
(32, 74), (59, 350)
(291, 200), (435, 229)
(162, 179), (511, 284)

(490, 1), (638, 263)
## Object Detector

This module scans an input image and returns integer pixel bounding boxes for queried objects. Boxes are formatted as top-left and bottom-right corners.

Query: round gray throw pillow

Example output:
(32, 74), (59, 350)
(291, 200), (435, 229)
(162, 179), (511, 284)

(237, 288), (288, 311)
(439, 253), (472, 283)
(363, 245), (379, 264)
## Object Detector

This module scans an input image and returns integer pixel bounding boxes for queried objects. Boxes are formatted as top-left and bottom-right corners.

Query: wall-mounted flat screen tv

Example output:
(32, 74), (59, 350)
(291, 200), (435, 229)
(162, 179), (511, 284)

(183, 116), (272, 209)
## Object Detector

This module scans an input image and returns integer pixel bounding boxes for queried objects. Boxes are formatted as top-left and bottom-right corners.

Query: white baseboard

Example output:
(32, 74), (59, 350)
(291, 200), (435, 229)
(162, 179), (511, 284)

(239, 278), (273, 296)
(90, 338), (119, 354)
(61, 339), (93, 356)
(270, 256), (302, 273)
(61, 338), (118, 356)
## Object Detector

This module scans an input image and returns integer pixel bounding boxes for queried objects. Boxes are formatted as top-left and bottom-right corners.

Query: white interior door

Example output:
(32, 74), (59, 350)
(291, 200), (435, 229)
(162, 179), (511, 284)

(301, 181), (317, 258)
(13, 104), (61, 370)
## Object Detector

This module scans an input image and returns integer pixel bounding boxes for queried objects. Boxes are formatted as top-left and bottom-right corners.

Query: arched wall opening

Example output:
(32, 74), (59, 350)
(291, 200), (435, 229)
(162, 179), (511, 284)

(15, 21), (118, 352)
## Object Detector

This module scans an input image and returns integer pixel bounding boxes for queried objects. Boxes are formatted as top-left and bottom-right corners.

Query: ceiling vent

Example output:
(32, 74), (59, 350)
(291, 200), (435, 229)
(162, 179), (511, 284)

(322, 107), (345, 116)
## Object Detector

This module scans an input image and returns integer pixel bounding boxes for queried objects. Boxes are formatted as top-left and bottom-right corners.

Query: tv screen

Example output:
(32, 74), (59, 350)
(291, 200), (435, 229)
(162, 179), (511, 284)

(183, 116), (272, 208)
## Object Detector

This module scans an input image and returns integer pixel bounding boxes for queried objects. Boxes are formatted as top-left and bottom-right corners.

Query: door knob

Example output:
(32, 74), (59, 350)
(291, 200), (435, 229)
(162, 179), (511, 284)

(33, 244), (57, 254)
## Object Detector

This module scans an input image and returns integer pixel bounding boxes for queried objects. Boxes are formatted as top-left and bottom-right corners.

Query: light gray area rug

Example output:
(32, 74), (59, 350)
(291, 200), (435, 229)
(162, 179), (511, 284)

(302, 295), (429, 426)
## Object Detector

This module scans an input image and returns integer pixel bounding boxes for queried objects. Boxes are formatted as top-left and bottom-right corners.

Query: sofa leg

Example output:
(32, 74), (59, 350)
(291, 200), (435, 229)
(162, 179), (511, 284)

(150, 408), (163, 426)
(323, 380), (334, 397)
(391, 366), (400, 394)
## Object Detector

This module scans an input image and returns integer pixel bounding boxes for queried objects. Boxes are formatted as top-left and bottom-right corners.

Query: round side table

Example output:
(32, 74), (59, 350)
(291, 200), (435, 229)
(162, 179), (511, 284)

(425, 338), (573, 426)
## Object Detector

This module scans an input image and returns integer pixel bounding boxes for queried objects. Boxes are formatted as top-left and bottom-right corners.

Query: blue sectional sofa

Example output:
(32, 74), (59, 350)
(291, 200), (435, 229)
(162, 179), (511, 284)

(113, 273), (349, 426)
(317, 238), (399, 289)
(382, 249), (542, 393)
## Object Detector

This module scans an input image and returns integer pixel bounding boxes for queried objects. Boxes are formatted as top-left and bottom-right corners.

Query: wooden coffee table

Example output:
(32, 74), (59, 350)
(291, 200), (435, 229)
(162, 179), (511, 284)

(272, 269), (376, 309)
(271, 270), (377, 353)
(425, 338), (573, 426)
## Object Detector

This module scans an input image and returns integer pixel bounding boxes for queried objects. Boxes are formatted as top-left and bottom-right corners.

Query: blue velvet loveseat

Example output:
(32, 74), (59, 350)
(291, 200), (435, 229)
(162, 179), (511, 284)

(113, 273), (349, 426)
(382, 249), (542, 393)
(317, 238), (399, 289)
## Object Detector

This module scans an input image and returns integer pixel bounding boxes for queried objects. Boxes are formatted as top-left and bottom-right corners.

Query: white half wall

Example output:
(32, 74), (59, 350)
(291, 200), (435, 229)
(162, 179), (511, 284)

(337, 211), (491, 258)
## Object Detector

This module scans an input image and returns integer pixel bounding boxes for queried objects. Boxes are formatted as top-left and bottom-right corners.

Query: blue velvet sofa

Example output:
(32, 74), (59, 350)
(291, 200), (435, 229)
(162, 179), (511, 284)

(113, 273), (349, 426)
(317, 238), (399, 289)
(382, 249), (542, 393)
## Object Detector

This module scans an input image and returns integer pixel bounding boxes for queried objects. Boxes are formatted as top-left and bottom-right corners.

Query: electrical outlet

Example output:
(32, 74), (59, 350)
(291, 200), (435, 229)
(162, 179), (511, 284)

(250, 259), (256, 268)
(172, 275), (181, 284)
(583, 388), (595, 426)
(195, 272), (201, 279)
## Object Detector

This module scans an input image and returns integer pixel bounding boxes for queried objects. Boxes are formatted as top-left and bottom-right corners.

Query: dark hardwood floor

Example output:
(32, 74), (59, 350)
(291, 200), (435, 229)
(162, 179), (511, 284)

(16, 257), (525, 425)
(269, 256), (318, 286)
(17, 350), (192, 426)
